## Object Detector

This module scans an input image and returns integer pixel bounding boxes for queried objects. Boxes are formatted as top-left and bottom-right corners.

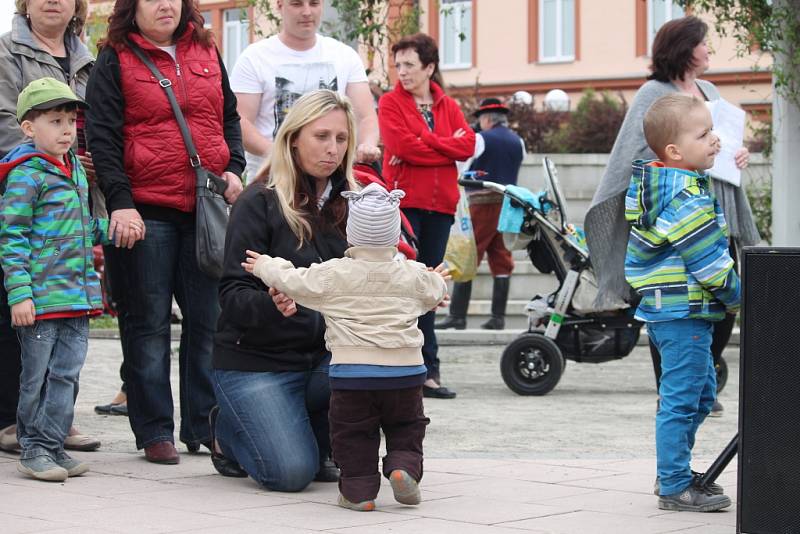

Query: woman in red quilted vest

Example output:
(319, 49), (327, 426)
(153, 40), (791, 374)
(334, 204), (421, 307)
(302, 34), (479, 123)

(85, 0), (245, 465)
(378, 33), (475, 400)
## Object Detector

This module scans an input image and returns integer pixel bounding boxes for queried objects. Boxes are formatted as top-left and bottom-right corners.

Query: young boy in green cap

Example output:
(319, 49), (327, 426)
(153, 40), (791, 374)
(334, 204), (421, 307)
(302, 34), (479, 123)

(0, 78), (120, 481)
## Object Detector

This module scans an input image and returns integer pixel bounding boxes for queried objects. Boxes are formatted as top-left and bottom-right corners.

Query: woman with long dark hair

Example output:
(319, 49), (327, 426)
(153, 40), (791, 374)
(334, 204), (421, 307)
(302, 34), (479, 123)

(85, 0), (245, 464)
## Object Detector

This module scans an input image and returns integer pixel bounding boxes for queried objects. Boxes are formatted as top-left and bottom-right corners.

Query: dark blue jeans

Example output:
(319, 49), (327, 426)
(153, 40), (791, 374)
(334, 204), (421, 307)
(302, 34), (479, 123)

(16, 317), (88, 460)
(402, 208), (454, 382)
(213, 356), (331, 492)
(120, 218), (218, 449)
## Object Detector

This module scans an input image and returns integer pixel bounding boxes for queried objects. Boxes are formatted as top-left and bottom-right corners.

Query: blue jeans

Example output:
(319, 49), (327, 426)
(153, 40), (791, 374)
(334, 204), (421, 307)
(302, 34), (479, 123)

(402, 208), (454, 382)
(648, 319), (716, 496)
(16, 317), (88, 460)
(120, 218), (218, 449)
(213, 356), (331, 492)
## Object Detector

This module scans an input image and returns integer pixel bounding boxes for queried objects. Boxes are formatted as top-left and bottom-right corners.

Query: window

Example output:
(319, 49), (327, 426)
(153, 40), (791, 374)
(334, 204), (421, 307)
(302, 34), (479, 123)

(539, 0), (575, 63)
(223, 8), (249, 70)
(647, 0), (684, 54)
(201, 10), (213, 30)
(439, 0), (472, 69)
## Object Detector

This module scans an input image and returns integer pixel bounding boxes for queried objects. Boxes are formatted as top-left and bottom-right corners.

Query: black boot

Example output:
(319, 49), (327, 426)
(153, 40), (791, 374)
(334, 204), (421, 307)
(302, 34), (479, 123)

(481, 277), (510, 330)
(435, 281), (471, 330)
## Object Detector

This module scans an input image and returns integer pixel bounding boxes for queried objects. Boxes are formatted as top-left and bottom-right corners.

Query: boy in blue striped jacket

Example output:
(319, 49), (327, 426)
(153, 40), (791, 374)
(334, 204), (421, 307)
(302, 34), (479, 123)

(624, 94), (740, 513)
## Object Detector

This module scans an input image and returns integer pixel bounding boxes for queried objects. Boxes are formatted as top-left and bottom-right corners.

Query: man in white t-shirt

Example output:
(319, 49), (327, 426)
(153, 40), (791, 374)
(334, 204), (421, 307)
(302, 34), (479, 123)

(231, 0), (381, 176)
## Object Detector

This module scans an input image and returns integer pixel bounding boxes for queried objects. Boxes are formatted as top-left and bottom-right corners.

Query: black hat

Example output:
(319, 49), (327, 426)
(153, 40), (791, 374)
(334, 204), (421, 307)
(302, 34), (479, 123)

(473, 97), (510, 117)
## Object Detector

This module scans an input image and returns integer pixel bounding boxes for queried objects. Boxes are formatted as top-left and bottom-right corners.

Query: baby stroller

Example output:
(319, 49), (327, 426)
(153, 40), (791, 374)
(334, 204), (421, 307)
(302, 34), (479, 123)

(460, 158), (643, 395)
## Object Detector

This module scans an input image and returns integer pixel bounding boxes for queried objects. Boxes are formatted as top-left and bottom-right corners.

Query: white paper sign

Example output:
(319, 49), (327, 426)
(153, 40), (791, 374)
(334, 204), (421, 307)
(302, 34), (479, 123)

(706, 98), (746, 187)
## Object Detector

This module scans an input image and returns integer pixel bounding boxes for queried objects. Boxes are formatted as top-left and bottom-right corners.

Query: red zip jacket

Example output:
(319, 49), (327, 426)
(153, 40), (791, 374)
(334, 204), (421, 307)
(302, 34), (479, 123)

(379, 81), (475, 215)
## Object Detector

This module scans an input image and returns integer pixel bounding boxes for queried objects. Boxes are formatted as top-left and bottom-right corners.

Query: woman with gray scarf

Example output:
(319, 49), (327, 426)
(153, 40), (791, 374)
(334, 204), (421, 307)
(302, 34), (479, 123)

(584, 16), (759, 416)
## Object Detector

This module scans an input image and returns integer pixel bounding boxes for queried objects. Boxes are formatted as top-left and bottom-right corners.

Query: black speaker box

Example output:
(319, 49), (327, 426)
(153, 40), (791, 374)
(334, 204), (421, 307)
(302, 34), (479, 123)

(738, 247), (800, 534)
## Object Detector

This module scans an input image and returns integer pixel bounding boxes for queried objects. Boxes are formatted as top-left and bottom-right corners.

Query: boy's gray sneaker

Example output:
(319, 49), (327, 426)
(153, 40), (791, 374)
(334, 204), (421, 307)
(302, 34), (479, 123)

(654, 471), (724, 496)
(17, 456), (68, 482)
(389, 469), (421, 505)
(658, 485), (731, 512)
(56, 453), (89, 477)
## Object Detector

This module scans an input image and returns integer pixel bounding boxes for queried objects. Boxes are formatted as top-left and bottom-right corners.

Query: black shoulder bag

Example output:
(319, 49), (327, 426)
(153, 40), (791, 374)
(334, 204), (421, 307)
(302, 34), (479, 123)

(127, 42), (230, 279)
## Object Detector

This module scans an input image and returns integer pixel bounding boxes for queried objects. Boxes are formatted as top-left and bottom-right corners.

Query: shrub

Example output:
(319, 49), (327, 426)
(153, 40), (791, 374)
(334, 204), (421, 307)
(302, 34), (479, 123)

(561, 90), (628, 153)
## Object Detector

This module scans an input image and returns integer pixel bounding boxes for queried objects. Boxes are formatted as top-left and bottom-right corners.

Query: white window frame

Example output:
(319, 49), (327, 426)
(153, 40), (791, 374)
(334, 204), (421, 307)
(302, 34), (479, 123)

(439, 0), (472, 70)
(538, 0), (575, 64)
(223, 8), (250, 70)
(647, 0), (684, 56)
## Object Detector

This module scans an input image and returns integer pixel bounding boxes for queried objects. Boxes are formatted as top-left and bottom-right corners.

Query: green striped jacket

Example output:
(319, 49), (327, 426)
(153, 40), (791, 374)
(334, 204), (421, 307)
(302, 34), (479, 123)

(624, 160), (740, 322)
(0, 143), (110, 315)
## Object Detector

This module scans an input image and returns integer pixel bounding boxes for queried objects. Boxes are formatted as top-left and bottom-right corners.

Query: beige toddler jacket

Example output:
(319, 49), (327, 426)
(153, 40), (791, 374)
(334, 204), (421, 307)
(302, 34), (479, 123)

(252, 246), (448, 366)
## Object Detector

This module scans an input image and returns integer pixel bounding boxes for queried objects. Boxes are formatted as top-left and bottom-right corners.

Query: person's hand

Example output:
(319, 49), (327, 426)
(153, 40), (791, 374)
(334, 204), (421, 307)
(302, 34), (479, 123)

(109, 208), (145, 249)
(77, 152), (96, 185)
(222, 172), (244, 204)
(269, 287), (297, 317)
(389, 155), (403, 166)
(432, 262), (452, 282)
(734, 146), (750, 170)
(241, 249), (262, 274)
(355, 143), (381, 163)
(11, 299), (35, 327)
(434, 292), (451, 311)
(453, 128), (467, 139)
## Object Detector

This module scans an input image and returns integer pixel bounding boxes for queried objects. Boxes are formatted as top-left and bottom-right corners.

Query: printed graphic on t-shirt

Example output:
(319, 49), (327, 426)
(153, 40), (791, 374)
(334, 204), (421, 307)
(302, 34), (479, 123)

(273, 62), (338, 136)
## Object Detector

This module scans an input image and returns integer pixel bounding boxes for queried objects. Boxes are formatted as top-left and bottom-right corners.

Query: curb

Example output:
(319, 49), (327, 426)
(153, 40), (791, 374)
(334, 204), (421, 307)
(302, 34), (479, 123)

(89, 326), (741, 347)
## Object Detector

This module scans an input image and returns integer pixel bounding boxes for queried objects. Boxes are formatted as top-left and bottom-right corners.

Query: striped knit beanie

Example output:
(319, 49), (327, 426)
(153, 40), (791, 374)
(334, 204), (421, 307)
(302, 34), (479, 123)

(341, 182), (406, 247)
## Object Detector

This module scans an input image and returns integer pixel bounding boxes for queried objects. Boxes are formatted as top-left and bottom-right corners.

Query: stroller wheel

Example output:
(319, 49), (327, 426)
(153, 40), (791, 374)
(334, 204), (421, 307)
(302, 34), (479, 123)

(500, 334), (564, 395)
(715, 356), (728, 394)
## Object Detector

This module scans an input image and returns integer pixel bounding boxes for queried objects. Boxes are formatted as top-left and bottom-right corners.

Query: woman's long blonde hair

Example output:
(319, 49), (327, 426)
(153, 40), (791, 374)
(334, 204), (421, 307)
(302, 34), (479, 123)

(255, 90), (358, 245)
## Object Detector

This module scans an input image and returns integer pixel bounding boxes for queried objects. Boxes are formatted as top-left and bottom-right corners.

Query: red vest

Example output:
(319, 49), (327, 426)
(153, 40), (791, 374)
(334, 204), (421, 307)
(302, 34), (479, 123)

(115, 25), (229, 212)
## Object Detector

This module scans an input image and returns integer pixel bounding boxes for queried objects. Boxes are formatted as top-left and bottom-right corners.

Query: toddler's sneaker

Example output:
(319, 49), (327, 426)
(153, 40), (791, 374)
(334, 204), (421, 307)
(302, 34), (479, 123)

(17, 456), (68, 482)
(658, 485), (731, 512)
(56, 452), (89, 477)
(337, 493), (375, 511)
(654, 471), (724, 496)
(389, 469), (421, 505)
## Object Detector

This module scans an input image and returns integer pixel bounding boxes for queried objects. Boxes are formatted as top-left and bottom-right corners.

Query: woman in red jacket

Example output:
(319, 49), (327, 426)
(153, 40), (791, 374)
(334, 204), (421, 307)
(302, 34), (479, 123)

(379, 33), (475, 399)
(85, 0), (245, 464)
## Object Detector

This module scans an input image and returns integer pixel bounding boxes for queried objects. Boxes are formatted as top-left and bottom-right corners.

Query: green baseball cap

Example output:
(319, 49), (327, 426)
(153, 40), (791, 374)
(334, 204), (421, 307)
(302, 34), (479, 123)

(17, 77), (88, 122)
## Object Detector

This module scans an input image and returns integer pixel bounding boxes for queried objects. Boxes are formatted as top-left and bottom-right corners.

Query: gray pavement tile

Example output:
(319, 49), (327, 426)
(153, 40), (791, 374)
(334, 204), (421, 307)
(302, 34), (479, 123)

(52, 503), (250, 533)
(671, 524), (736, 533)
(24, 528), (116, 534)
(0, 512), (74, 534)
(89, 454), (218, 481)
(114, 485), (301, 512)
(329, 517), (543, 533)
(33, 473), (187, 498)
(461, 461), (623, 484)
(654, 510), (737, 527)
(174, 525), (321, 534)
(533, 487), (671, 517)
(215, 502), (413, 531)
(387, 495), (576, 524)
(427, 476), (602, 503)
(499, 509), (713, 534)
(414, 470), (484, 487)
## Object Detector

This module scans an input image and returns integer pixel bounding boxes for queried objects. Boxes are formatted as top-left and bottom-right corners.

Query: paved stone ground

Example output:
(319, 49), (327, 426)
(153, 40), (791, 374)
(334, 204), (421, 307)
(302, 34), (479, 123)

(0, 338), (741, 533)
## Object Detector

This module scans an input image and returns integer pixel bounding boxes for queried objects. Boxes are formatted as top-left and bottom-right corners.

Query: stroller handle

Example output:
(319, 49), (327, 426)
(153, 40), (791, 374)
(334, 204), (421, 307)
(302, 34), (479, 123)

(458, 178), (506, 194)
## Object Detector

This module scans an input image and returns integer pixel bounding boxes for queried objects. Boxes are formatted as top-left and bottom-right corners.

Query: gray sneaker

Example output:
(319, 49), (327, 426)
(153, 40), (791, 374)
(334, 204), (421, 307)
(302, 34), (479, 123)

(56, 452), (89, 477)
(17, 456), (68, 482)
(654, 471), (724, 496)
(658, 485), (731, 512)
(389, 469), (421, 505)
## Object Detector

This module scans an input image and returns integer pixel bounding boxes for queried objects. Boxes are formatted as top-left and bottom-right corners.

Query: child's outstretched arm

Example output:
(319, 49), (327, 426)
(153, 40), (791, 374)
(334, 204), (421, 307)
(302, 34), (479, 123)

(242, 250), (330, 309)
(666, 193), (741, 311)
